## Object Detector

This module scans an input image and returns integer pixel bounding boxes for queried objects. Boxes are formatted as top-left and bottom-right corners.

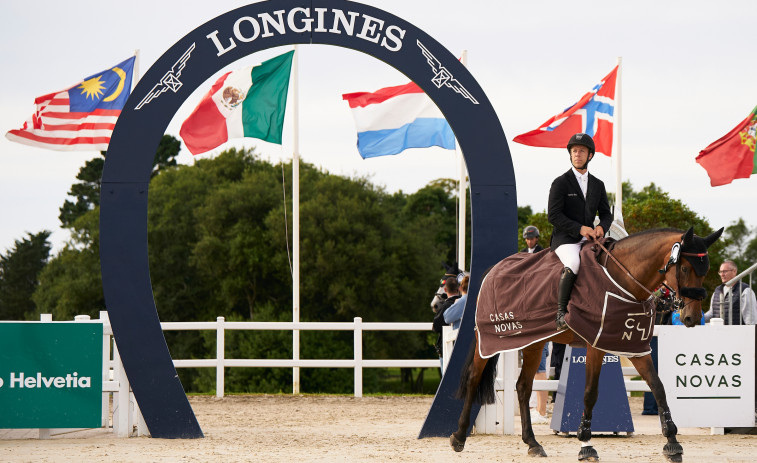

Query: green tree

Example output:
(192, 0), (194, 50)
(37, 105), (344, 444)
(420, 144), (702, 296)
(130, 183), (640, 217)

(58, 156), (104, 229)
(58, 135), (182, 228)
(33, 145), (464, 394)
(32, 210), (103, 320)
(0, 231), (52, 320)
(720, 218), (755, 271)
(517, 205), (533, 232)
(402, 179), (458, 266)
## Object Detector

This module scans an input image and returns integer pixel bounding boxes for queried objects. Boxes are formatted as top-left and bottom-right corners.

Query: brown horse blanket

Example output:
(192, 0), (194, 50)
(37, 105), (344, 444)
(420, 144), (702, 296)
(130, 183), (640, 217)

(476, 244), (654, 358)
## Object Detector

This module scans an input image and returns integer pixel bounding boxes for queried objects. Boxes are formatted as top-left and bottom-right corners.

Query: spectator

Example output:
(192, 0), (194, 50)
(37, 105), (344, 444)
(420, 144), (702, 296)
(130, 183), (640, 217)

(521, 226), (544, 253)
(704, 260), (757, 325)
(444, 275), (469, 330)
(432, 277), (460, 369)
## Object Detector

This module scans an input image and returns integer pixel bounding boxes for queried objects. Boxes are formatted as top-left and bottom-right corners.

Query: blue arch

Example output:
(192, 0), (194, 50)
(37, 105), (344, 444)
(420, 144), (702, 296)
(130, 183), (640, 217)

(101, 0), (517, 439)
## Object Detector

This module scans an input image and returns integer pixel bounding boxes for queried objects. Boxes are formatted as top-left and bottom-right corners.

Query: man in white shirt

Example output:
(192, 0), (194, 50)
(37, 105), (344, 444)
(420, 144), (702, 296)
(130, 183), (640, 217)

(705, 260), (757, 325)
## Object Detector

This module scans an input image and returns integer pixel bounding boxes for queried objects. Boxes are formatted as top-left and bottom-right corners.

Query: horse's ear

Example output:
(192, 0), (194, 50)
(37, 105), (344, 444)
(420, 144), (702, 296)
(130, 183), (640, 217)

(703, 227), (724, 248)
(681, 227), (694, 244)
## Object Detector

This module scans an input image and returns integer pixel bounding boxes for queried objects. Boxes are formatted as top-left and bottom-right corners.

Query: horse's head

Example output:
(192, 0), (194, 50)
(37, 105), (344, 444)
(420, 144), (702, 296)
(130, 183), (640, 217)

(660, 227), (723, 327)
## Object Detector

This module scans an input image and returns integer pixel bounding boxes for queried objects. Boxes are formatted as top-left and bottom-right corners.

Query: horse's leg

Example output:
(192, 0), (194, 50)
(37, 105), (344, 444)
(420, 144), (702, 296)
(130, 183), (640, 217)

(629, 354), (683, 463)
(576, 346), (603, 462)
(450, 340), (489, 452)
(517, 341), (548, 457)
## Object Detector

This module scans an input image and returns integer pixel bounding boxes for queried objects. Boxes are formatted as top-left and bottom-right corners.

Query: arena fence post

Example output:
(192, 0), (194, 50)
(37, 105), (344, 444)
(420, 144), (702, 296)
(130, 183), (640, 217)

(216, 316), (225, 398)
(100, 311), (111, 428)
(354, 317), (363, 398)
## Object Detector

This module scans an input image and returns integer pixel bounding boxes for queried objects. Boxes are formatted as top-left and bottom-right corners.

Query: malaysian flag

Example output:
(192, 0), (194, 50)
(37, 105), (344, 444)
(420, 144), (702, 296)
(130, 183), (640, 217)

(513, 65), (618, 157)
(6, 56), (136, 152)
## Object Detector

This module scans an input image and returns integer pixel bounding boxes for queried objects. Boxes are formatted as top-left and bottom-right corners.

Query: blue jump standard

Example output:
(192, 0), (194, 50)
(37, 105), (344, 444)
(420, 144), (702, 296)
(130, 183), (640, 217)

(551, 346), (634, 434)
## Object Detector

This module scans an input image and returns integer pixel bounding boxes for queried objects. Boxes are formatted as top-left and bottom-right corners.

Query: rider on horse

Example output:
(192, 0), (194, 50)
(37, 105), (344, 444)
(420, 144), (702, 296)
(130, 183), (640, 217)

(548, 133), (613, 330)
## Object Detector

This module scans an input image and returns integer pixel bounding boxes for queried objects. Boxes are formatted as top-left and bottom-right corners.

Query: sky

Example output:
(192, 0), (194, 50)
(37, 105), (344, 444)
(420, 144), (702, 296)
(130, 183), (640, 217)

(1, 0), (756, 255)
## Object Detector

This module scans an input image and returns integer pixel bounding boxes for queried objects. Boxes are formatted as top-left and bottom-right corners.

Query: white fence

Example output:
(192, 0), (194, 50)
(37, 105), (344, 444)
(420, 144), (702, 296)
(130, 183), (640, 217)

(163, 316), (439, 398)
(29, 314), (438, 438)
(35, 314), (713, 438)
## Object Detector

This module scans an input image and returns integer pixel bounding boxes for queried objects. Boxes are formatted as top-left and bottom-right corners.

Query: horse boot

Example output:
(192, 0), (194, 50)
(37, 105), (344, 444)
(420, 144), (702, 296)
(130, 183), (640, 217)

(556, 267), (577, 330)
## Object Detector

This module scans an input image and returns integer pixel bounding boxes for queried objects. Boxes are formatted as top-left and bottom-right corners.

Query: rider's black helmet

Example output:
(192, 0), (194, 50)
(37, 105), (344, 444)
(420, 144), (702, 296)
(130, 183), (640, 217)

(523, 226), (540, 239)
(567, 133), (595, 155)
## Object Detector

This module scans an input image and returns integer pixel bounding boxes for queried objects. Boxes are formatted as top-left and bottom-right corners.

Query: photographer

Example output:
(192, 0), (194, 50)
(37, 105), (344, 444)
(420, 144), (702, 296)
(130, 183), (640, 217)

(432, 277), (460, 370)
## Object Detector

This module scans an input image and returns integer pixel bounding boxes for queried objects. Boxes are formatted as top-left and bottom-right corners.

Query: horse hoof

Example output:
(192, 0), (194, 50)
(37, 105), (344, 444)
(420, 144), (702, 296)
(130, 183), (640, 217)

(663, 442), (683, 462)
(528, 445), (547, 457)
(578, 445), (599, 461)
(449, 434), (465, 453)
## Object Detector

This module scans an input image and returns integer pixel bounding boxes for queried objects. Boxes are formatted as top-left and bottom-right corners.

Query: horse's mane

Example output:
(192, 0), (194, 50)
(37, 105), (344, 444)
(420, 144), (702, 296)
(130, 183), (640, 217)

(621, 227), (682, 240)
(614, 227), (683, 246)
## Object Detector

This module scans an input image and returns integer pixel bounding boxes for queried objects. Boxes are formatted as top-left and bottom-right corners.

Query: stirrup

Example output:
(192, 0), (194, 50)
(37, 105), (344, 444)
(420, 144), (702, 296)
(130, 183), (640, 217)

(555, 308), (568, 330)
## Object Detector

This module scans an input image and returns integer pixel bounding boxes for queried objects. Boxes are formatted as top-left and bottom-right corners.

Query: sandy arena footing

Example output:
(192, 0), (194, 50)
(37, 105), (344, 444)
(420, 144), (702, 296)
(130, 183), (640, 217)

(1, 395), (755, 463)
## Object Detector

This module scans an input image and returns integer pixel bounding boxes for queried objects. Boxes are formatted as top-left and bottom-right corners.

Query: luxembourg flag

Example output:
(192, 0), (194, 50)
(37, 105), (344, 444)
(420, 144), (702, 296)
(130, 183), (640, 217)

(342, 82), (455, 158)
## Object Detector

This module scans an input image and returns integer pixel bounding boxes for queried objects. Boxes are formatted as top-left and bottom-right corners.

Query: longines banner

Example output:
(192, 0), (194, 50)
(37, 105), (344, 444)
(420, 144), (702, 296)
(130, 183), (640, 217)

(0, 323), (102, 428)
(658, 325), (755, 428)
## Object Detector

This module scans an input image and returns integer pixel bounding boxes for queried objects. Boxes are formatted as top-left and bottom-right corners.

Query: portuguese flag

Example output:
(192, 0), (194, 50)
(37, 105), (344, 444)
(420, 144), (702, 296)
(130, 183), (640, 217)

(696, 105), (757, 186)
(180, 51), (294, 155)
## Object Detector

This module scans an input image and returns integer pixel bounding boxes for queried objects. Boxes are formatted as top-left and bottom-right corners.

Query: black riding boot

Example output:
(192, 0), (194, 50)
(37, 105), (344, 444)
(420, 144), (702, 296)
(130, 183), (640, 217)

(556, 267), (577, 330)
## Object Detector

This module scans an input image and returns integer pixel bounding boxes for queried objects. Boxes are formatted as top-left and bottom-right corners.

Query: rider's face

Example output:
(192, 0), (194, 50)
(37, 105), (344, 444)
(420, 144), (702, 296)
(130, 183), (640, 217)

(570, 145), (592, 171)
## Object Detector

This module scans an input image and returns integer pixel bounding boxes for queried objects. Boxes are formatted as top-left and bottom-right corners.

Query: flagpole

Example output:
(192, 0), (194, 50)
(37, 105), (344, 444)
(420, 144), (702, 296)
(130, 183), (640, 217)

(457, 50), (468, 273)
(133, 49), (141, 84)
(292, 45), (301, 395)
(614, 56), (624, 226)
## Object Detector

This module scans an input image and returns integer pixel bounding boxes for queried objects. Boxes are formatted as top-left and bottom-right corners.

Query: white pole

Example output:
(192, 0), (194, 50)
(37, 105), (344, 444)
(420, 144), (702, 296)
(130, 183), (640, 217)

(457, 50), (468, 272)
(133, 49), (140, 83)
(292, 46), (301, 395)
(614, 56), (623, 226)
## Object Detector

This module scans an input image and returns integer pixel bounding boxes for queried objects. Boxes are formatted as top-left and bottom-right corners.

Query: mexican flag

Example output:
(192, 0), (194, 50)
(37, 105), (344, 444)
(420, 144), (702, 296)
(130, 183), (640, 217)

(180, 51), (294, 155)
(696, 105), (757, 186)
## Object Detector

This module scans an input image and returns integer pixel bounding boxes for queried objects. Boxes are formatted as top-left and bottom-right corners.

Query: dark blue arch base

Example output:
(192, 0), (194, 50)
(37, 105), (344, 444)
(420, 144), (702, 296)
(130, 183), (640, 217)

(101, 0), (516, 439)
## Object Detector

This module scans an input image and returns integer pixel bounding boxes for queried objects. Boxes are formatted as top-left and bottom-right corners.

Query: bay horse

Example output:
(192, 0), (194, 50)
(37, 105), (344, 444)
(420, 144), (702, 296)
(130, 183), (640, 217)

(450, 227), (723, 462)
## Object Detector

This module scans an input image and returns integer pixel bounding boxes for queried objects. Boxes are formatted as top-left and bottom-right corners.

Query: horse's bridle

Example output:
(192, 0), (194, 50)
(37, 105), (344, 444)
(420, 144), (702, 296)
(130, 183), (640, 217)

(593, 237), (709, 316)
(658, 240), (709, 313)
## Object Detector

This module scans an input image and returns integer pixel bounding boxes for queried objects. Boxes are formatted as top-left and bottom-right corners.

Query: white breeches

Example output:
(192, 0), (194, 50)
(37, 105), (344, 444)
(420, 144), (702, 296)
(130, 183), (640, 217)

(554, 240), (585, 274)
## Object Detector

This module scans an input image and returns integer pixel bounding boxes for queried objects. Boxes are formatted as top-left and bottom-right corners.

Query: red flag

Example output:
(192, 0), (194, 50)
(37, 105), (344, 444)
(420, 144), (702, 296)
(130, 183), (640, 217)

(513, 66), (618, 157)
(695, 106), (757, 186)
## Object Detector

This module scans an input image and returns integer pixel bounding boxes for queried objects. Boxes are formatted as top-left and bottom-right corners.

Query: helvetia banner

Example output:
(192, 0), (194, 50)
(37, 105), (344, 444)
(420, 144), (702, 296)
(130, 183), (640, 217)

(0, 323), (103, 428)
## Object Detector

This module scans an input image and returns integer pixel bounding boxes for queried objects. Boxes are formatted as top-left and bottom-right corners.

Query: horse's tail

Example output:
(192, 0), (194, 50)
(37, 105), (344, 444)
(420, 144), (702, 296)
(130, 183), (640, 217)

(455, 341), (500, 405)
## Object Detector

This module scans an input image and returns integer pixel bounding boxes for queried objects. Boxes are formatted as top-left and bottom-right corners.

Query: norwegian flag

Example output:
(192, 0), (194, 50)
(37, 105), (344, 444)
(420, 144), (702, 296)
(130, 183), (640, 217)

(513, 65), (618, 157)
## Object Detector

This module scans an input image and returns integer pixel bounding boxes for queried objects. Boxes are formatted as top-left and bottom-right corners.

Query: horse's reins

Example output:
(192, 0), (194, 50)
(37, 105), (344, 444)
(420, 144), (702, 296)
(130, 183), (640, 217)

(592, 237), (655, 299)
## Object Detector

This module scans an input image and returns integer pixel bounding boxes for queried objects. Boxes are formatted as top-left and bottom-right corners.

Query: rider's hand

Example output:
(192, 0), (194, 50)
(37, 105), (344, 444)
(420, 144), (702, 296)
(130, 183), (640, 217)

(580, 226), (595, 239)
(594, 225), (605, 239)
